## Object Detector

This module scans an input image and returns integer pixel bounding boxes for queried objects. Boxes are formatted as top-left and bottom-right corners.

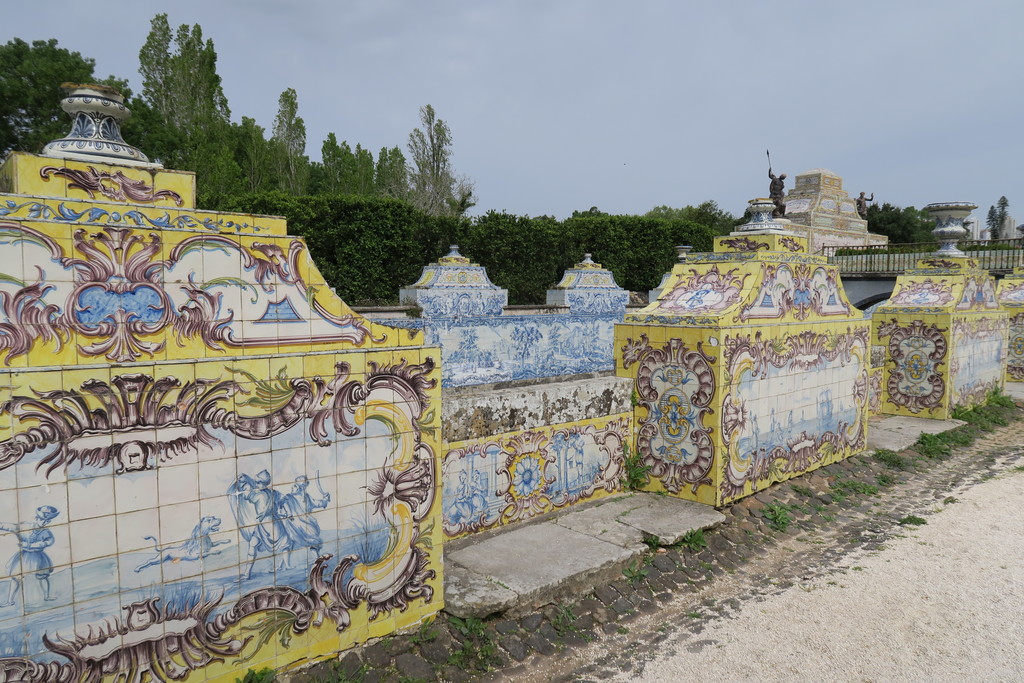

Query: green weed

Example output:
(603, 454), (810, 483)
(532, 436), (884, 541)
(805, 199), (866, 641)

(790, 483), (815, 497)
(237, 669), (276, 683)
(623, 444), (650, 490)
(552, 604), (588, 639)
(876, 473), (896, 487)
(872, 449), (913, 471)
(623, 560), (650, 584)
(447, 616), (500, 672)
(409, 619), (437, 646)
(763, 503), (791, 532)
(898, 515), (927, 526)
(678, 528), (708, 552)
(449, 615), (486, 639)
(915, 433), (951, 459)
(831, 479), (879, 497)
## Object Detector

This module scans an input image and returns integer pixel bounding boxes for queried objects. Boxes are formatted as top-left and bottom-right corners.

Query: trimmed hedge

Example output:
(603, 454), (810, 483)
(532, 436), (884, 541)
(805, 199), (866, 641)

(225, 193), (720, 305)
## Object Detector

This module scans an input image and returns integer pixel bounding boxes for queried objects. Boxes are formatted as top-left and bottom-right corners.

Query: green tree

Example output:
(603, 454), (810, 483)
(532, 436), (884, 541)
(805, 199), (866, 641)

(374, 145), (409, 200)
(351, 143), (375, 196)
(989, 196), (1010, 239)
(0, 38), (102, 155)
(138, 13), (239, 205)
(233, 116), (275, 193)
(407, 104), (474, 216)
(866, 203), (935, 244)
(987, 205), (1000, 238)
(271, 87), (308, 194)
(645, 200), (738, 235)
(315, 132), (345, 194)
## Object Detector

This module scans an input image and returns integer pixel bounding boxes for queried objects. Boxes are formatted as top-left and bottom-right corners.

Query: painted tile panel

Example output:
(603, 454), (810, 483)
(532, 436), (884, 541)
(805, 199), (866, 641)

(0, 147), (442, 680)
(442, 415), (630, 538)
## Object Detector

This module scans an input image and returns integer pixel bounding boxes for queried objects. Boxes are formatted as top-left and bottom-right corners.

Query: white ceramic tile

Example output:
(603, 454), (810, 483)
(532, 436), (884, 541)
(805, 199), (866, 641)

(115, 506), (161, 555)
(198, 458), (236, 500)
(114, 469), (158, 513)
(271, 447), (305, 486)
(70, 514), (116, 562)
(0, 489), (18, 522)
(159, 501), (201, 546)
(157, 462), (199, 506)
(337, 436), (367, 473)
(67, 475), (115, 521)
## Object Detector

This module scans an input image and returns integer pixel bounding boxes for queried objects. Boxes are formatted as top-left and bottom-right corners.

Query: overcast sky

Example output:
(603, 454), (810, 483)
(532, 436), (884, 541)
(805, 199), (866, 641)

(4, 1), (1021, 223)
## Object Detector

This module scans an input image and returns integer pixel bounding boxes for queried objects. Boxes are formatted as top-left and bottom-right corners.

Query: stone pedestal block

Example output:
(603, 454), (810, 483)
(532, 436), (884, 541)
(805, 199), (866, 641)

(873, 256), (1007, 418)
(998, 267), (1024, 382)
(615, 206), (870, 507)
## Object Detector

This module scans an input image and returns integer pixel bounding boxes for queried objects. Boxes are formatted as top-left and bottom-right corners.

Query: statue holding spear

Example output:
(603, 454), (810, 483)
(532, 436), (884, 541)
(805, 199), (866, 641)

(767, 150), (787, 218)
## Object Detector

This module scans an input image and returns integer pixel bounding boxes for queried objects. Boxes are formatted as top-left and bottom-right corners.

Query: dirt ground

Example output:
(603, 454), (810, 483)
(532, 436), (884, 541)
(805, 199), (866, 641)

(511, 430), (1024, 683)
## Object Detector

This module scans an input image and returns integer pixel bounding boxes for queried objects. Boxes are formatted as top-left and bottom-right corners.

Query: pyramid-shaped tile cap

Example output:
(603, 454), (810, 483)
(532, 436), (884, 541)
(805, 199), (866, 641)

(547, 253), (628, 313)
(399, 245), (507, 317)
(41, 83), (158, 168)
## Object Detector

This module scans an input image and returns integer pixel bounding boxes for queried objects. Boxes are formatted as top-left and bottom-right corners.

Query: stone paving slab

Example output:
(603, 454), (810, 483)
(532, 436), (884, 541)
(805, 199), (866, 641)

(442, 563), (519, 619)
(444, 493), (726, 618)
(867, 415), (965, 452)
(556, 493), (726, 546)
(445, 521), (634, 617)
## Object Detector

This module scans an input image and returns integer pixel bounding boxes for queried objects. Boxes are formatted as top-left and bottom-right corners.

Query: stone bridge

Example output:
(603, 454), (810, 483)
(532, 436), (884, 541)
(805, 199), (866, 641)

(828, 239), (1024, 308)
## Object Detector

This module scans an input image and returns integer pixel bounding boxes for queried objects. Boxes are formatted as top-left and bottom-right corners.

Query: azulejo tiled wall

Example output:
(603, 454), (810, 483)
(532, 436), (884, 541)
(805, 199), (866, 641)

(997, 267), (1024, 382)
(0, 151), (442, 681)
(440, 376), (632, 539)
(873, 257), (1007, 419)
(395, 249), (629, 388)
(615, 219), (870, 507)
(396, 249), (633, 538)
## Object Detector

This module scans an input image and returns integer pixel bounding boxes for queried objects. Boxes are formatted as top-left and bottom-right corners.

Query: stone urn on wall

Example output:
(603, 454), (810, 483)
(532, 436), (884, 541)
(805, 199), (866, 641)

(925, 201), (977, 257)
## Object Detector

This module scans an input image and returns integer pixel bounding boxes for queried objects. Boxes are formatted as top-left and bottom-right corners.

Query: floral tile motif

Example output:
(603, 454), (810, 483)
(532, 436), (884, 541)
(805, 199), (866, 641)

(441, 416), (628, 538)
(868, 368), (883, 415)
(876, 319), (948, 413)
(955, 276), (1000, 311)
(621, 334), (716, 496)
(738, 263), (851, 321)
(0, 223), (390, 366)
(1008, 312), (1024, 381)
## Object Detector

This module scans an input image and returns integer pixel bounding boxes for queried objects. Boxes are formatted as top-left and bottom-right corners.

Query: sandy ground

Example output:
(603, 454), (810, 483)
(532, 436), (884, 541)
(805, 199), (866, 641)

(617, 469), (1024, 682)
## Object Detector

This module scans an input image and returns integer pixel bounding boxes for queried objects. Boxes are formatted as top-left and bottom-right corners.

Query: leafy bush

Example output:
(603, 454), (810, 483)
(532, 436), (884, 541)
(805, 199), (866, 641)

(225, 194), (720, 305)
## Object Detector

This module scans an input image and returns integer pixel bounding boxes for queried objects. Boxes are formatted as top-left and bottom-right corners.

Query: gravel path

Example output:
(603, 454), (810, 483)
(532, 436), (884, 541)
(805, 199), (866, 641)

(617, 468), (1024, 683)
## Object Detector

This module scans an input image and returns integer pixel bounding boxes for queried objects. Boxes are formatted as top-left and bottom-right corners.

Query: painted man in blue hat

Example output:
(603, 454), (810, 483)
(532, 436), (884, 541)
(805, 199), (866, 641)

(0, 505), (60, 605)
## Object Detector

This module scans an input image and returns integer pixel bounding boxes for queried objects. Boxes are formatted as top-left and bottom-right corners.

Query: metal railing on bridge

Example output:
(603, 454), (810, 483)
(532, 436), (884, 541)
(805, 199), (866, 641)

(822, 238), (1024, 275)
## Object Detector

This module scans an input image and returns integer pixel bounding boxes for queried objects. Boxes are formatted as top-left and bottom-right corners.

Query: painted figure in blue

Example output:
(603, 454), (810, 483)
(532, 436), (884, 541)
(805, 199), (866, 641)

(446, 471), (474, 525)
(470, 471), (488, 514)
(279, 475), (330, 567)
(446, 470), (490, 525)
(685, 288), (712, 307)
(229, 471), (289, 580)
(0, 505), (60, 605)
